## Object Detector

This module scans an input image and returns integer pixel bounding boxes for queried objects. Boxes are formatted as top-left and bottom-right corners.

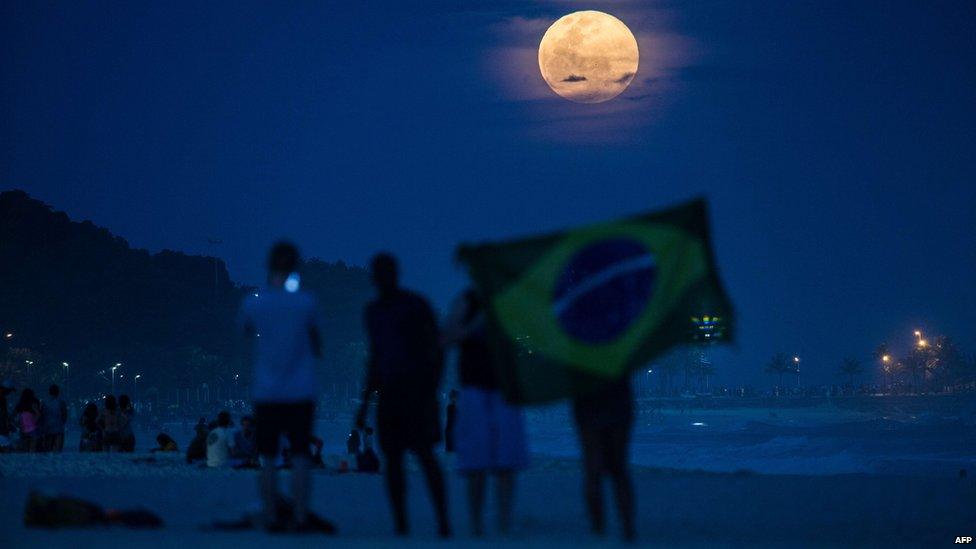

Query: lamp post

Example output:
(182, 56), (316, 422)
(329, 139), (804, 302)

(25, 360), (34, 387)
(793, 356), (801, 388)
(134, 374), (141, 403)
(881, 355), (891, 393)
(62, 362), (70, 399)
(111, 363), (121, 395)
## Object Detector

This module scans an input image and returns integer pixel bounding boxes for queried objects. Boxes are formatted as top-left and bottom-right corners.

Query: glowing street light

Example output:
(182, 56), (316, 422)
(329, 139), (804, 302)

(880, 355), (892, 393)
(111, 363), (121, 394)
(4, 332), (12, 339)
(914, 330), (922, 338)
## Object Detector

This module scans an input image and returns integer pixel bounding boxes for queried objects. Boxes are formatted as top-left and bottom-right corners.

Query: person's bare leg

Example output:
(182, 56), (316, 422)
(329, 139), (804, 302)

(466, 472), (487, 537)
(496, 470), (516, 535)
(259, 456), (279, 527)
(384, 447), (408, 535)
(608, 425), (635, 542)
(578, 426), (605, 535)
(416, 446), (450, 537)
(291, 455), (311, 525)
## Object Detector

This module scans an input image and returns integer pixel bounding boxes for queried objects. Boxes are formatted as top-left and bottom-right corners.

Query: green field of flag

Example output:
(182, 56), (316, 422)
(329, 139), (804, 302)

(456, 198), (734, 404)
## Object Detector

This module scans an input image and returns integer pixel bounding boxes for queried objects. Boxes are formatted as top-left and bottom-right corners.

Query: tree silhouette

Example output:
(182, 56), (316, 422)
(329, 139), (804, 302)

(837, 358), (864, 387)
(765, 353), (791, 389)
(0, 190), (372, 402)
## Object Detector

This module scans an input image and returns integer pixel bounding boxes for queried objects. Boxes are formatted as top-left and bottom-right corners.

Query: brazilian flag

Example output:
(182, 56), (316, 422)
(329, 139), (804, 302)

(456, 198), (733, 404)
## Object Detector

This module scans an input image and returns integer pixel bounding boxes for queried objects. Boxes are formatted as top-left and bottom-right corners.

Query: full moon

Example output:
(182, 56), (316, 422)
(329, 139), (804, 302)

(538, 11), (639, 104)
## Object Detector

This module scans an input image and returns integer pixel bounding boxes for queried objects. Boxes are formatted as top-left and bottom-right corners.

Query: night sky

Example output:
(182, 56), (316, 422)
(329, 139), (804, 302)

(3, 2), (974, 386)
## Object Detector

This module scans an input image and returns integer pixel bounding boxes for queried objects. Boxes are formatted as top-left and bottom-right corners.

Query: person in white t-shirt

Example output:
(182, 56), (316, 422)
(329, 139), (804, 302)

(239, 241), (323, 530)
(207, 411), (236, 468)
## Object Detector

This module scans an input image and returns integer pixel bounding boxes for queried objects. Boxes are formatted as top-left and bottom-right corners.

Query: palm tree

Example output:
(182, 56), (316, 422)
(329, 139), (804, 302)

(838, 358), (864, 387)
(698, 361), (715, 392)
(874, 343), (892, 392)
(904, 347), (926, 392)
(765, 353), (791, 390)
(658, 354), (682, 396)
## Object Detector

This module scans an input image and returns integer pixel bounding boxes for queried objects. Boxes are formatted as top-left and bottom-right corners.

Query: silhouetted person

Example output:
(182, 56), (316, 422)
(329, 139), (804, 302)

(573, 377), (636, 542)
(444, 390), (458, 453)
(186, 418), (208, 463)
(442, 289), (529, 536)
(41, 384), (68, 453)
(14, 388), (41, 452)
(99, 395), (121, 452)
(79, 402), (101, 452)
(240, 241), (322, 530)
(346, 429), (361, 456)
(207, 410), (236, 468)
(151, 433), (178, 453)
(118, 394), (136, 452)
(0, 379), (14, 452)
(356, 253), (450, 537)
(357, 426), (380, 473)
(231, 415), (258, 468)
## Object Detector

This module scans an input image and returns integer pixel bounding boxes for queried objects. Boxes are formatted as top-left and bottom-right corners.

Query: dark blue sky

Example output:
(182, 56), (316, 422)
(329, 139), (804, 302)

(3, 1), (974, 386)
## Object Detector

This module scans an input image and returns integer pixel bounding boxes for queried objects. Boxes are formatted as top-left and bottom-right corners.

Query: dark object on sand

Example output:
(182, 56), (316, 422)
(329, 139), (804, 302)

(24, 492), (163, 529)
(210, 496), (336, 534)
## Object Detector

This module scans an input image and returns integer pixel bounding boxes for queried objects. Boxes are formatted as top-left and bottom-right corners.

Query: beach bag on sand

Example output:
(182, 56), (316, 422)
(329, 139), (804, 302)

(24, 492), (163, 529)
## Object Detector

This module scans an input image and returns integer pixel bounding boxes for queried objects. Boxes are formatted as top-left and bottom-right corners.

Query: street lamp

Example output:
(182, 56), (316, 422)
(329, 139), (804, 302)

(135, 374), (141, 402)
(881, 355), (891, 393)
(62, 362), (70, 399)
(793, 356), (801, 387)
(4, 332), (12, 339)
(111, 363), (121, 395)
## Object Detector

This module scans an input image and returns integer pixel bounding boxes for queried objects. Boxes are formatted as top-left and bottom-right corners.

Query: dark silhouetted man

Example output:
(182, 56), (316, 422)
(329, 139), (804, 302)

(573, 376), (635, 542)
(356, 253), (450, 537)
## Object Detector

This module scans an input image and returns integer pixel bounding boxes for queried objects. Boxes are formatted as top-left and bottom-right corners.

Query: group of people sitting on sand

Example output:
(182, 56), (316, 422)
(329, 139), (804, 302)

(172, 410), (329, 470)
(181, 411), (258, 468)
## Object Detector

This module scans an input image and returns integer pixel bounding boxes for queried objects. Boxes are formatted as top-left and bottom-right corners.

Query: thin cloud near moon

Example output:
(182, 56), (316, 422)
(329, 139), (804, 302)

(481, 6), (701, 141)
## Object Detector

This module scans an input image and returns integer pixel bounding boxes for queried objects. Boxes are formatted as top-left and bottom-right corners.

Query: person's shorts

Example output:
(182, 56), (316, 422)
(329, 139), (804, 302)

(254, 401), (314, 458)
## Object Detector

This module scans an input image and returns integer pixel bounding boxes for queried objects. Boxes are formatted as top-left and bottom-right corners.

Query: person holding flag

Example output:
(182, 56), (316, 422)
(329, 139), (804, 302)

(457, 198), (734, 542)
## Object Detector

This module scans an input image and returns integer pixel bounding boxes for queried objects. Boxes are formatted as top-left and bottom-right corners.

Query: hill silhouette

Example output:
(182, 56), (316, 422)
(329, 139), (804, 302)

(0, 190), (371, 405)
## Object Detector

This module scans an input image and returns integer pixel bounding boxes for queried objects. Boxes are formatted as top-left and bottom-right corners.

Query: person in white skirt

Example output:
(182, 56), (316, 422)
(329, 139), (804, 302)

(442, 289), (529, 537)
